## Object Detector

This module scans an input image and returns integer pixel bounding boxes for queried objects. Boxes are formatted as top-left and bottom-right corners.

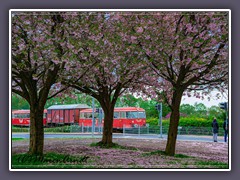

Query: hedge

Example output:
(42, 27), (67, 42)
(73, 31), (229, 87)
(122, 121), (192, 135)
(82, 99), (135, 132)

(146, 117), (224, 128)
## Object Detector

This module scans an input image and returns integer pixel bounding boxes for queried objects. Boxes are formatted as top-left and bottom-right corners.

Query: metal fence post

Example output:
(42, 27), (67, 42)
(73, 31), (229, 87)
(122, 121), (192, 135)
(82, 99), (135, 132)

(138, 125), (140, 136)
(123, 125), (125, 136)
(178, 126), (182, 135)
(92, 97), (95, 137)
(160, 103), (162, 138)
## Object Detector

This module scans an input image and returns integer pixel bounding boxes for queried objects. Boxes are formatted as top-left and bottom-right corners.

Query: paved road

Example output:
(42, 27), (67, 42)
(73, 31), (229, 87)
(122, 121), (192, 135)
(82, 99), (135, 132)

(12, 133), (226, 143)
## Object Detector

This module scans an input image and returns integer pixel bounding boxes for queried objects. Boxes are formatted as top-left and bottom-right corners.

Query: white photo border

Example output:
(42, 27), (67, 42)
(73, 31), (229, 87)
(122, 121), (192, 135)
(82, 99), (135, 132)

(9, 9), (231, 172)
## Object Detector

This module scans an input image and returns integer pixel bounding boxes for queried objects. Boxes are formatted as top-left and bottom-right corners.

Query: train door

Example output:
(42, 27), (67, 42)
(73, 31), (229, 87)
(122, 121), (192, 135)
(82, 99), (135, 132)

(74, 109), (80, 124)
(120, 111), (127, 128)
(113, 111), (121, 128)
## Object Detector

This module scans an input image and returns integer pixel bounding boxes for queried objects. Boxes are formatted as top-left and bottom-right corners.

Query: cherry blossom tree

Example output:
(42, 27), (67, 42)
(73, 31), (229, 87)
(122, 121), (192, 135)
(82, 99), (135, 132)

(11, 12), (71, 155)
(61, 12), (155, 146)
(135, 11), (229, 155)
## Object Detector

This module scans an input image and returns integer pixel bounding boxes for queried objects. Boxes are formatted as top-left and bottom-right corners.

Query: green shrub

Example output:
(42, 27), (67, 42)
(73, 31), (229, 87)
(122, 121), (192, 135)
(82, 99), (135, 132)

(44, 126), (73, 133)
(12, 126), (29, 132)
(146, 117), (169, 127)
(146, 117), (158, 126)
(146, 116), (224, 128)
(179, 117), (224, 127)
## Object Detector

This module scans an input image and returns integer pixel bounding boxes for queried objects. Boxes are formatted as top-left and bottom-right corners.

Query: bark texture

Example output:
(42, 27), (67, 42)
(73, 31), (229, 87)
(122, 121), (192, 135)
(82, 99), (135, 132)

(165, 90), (183, 156)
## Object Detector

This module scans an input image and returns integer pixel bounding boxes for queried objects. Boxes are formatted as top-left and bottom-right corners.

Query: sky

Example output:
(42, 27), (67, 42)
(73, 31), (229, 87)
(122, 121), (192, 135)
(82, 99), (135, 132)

(181, 90), (228, 108)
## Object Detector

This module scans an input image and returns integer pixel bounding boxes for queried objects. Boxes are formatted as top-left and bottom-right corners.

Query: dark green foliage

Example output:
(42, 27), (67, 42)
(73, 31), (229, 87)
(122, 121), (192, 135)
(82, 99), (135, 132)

(45, 93), (100, 108)
(180, 104), (195, 116)
(12, 94), (30, 110)
(180, 103), (225, 120)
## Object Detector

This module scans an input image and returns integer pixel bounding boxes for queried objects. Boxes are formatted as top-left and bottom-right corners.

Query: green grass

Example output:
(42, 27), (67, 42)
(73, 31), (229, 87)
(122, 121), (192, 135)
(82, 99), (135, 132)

(12, 152), (91, 169)
(12, 164), (96, 169)
(174, 154), (192, 158)
(141, 150), (228, 169)
(142, 150), (167, 156)
(90, 142), (138, 151)
(195, 160), (229, 169)
(12, 138), (25, 141)
(142, 150), (192, 159)
(12, 125), (85, 133)
(12, 127), (29, 132)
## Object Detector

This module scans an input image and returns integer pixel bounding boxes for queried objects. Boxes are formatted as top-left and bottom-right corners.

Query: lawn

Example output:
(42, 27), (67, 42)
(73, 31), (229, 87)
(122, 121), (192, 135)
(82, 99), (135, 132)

(12, 138), (25, 141)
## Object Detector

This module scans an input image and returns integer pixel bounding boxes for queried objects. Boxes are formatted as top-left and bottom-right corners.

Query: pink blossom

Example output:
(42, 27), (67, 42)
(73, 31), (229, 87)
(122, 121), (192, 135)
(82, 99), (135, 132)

(136, 27), (144, 33)
(91, 51), (99, 56)
(145, 35), (151, 40)
(131, 36), (137, 41)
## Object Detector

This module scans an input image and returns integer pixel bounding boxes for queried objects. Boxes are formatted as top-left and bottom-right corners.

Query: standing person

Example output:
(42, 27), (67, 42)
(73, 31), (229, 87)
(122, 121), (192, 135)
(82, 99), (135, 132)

(212, 118), (219, 142)
(223, 118), (228, 142)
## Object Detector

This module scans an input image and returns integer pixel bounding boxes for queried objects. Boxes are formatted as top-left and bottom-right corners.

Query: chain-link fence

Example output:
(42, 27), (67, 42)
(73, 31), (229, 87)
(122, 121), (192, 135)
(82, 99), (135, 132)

(12, 124), (225, 136)
(123, 126), (225, 136)
(11, 124), (103, 133)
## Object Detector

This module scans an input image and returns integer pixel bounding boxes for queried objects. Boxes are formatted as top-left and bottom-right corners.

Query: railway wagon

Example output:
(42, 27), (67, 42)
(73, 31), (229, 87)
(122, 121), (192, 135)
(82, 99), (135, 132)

(12, 109), (47, 126)
(47, 104), (90, 126)
(79, 107), (146, 130)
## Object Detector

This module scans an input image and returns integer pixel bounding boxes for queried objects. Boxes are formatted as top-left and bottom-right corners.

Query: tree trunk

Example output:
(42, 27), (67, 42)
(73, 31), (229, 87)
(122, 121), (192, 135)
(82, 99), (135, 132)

(99, 105), (114, 146)
(28, 107), (44, 155)
(165, 90), (183, 156)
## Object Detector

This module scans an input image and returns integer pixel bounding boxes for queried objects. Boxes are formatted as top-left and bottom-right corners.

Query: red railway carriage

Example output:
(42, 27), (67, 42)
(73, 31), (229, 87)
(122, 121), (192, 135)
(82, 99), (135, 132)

(47, 104), (90, 126)
(79, 107), (146, 129)
(12, 109), (47, 126)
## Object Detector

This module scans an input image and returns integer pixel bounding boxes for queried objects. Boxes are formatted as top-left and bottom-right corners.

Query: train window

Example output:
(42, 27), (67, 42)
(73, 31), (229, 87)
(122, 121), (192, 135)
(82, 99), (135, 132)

(94, 113), (99, 118)
(13, 113), (30, 118)
(80, 113), (85, 118)
(138, 111), (146, 118)
(84, 113), (91, 119)
(126, 111), (138, 119)
(120, 112), (126, 118)
(84, 112), (98, 119)
(114, 112), (120, 119)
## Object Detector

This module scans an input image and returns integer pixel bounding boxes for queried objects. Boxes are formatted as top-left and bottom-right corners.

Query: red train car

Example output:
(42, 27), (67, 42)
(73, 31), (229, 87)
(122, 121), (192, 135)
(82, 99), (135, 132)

(12, 109), (47, 126)
(47, 104), (90, 126)
(79, 107), (146, 129)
